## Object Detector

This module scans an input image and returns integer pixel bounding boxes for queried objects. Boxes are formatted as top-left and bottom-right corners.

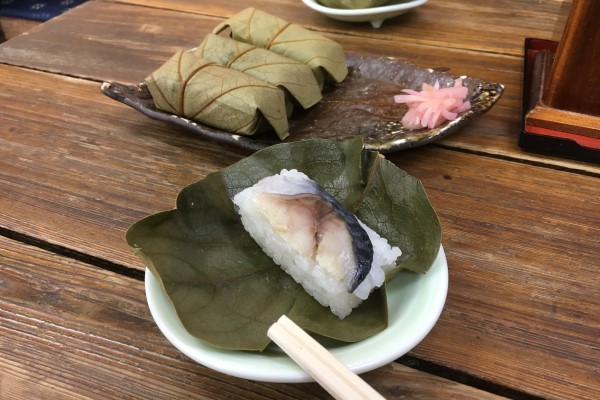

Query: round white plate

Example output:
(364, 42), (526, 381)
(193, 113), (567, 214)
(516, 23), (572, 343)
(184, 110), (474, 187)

(302, 0), (428, 28)
(145, 245), (448, 383)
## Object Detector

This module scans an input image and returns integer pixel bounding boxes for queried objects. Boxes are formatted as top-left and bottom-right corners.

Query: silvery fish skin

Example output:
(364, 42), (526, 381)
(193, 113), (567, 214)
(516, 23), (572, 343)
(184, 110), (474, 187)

(254, 176), (374, 292)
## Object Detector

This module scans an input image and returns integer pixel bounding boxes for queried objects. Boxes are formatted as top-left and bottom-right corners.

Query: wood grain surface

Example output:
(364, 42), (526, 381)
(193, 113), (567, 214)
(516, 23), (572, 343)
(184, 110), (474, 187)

(107, 0), (564, 56)
(0, 236), (507, 400)
(0, 64), (247, 267)
(0, 1), (597, 176)
(0, 0), (598, 399)
(1, 63), (598, 399)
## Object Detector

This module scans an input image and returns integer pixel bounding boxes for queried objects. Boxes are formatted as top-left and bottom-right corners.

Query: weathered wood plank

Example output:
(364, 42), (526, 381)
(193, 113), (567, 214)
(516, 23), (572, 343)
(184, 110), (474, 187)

(106, 0), (565, 57)
(0, 65), (598, 399)
(0, 17), (40, 41)
(0, 65), (250, 268)
(5, 1), (598, 171)
(0, 236), (506, 399)
(388, 148), (600, 400)
(0, 2), (596, 173)
(0, 1), (212, 83)
(4, 1), (526, 84)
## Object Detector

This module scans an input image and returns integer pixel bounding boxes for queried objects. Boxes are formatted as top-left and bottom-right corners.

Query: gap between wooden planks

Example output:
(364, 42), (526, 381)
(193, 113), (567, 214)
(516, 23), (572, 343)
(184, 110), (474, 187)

(0, 235), (507, 400)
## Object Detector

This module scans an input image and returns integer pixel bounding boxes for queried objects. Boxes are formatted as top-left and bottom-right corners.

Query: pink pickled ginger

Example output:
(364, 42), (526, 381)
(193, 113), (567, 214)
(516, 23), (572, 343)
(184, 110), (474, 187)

(394, 79), (471, 130)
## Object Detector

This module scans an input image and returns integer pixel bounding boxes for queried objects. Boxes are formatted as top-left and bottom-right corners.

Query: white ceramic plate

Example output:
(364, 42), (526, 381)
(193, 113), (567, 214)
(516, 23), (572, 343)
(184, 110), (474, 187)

(302, 0), (428, 28)
(145, 246), (448, 382)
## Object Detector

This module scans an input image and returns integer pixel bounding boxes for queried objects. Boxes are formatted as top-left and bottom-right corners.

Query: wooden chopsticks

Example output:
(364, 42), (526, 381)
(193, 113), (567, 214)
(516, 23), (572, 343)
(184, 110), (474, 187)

(268, 315), (386, 400)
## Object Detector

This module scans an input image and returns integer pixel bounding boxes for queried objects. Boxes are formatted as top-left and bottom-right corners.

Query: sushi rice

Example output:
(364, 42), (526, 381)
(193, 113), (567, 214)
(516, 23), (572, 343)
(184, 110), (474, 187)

(233, 169), (401, 319)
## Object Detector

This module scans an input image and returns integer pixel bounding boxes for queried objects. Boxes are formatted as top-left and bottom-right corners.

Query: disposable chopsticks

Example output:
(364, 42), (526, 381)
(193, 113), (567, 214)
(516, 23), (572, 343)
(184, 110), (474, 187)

(267, 315), (386, 400)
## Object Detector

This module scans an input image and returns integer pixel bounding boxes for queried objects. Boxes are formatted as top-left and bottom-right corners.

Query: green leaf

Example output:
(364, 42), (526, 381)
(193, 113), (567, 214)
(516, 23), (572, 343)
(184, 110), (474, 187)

(195, 34), (323, 109)
(126, 137), (441, 350)
(144, 50), (289, 139)
(213, 8), (348, 84)
(356, 156), (442, 278)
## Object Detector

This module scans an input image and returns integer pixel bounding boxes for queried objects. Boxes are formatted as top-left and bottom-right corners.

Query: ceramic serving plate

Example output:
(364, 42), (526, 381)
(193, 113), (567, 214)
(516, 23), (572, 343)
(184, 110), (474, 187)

(101, 54), (503, 154)
(302, 0), (428, 28)
(145, 246), (448, 383)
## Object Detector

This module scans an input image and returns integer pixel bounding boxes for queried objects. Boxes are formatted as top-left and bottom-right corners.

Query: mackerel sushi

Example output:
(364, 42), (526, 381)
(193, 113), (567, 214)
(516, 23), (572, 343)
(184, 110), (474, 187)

(233, 169), (401, 319)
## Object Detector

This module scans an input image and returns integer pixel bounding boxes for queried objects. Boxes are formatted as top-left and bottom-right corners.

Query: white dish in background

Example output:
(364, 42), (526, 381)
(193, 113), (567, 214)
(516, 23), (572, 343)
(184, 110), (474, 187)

(302, 0), (428, 28)
(145, 246), (448, 383)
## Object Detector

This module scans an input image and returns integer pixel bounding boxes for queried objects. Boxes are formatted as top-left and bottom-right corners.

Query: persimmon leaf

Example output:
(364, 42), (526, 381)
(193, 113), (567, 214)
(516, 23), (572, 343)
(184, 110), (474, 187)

(145, 50), (289, 139)
(126, 138), (441, 351)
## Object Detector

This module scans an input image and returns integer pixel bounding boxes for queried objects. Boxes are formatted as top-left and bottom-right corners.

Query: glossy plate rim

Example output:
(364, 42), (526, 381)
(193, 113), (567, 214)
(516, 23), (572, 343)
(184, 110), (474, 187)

(101, 54), (504, 154)
(145, 245), (448, 383)
(302, 0), (428, 26)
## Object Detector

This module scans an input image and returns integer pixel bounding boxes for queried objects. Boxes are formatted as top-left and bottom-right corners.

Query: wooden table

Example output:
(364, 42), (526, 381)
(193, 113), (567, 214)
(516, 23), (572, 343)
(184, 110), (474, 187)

(1, 1), (598, 398)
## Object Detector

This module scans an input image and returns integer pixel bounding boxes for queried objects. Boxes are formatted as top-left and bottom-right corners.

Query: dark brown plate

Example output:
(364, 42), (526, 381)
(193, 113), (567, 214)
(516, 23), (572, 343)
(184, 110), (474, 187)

(100, 54), (504, 153)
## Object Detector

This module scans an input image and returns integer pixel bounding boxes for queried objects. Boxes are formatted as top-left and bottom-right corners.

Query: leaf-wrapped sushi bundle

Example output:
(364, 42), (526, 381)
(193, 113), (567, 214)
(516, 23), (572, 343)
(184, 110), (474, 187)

(213, 8), (348, 86)
(194, 34), (322, 110)
(144, 9), (348, 140)
(145, 50), (289, 139)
